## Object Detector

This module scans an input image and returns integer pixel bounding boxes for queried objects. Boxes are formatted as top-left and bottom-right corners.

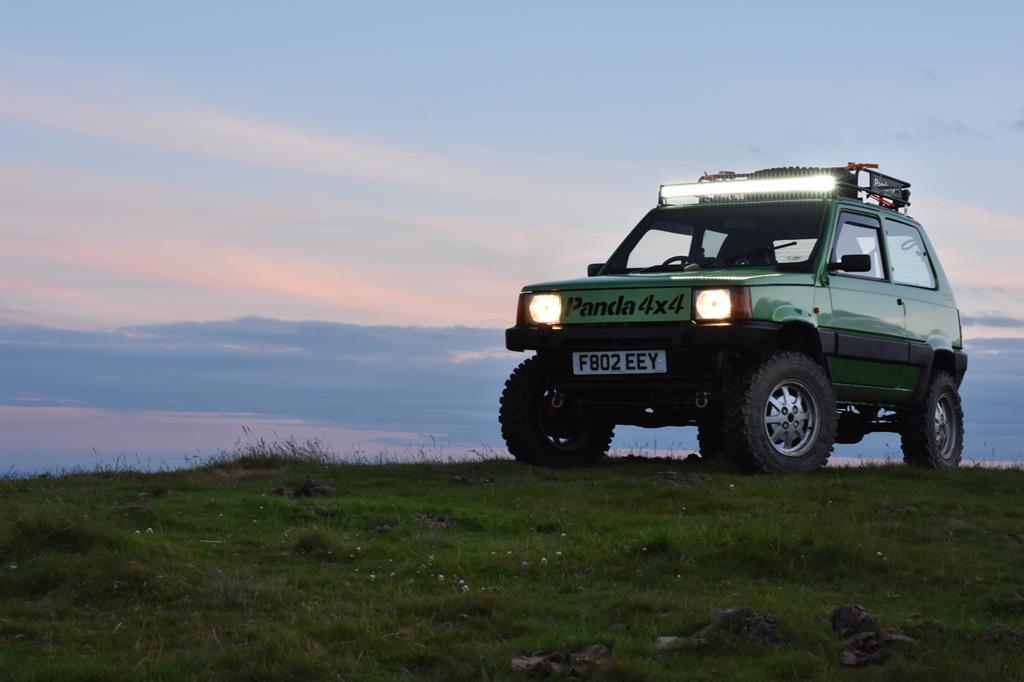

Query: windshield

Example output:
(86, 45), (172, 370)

(605, 202), (827, 273)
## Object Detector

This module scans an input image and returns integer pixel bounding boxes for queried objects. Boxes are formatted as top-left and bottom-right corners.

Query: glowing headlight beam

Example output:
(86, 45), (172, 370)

(660, 174), (837, 204)
(694, 289), (732, 321)
(527, 293), (561, 325)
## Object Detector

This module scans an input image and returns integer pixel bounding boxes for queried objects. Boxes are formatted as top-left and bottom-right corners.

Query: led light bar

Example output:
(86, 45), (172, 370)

(659, 174), (837, 204)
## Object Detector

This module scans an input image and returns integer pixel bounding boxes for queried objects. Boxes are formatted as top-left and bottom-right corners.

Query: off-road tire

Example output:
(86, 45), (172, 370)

(722, 352), (837, 474)
(900, 371), (963, 469)
(499, 356), (614, 467)
(696, 411), (726, 459)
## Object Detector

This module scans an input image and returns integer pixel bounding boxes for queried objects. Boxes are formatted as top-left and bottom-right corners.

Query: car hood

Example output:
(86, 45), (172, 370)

(522, 268), (816, 292)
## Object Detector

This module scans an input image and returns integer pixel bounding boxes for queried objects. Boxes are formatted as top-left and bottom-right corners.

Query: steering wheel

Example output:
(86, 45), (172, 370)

(661, 255), (690, 267)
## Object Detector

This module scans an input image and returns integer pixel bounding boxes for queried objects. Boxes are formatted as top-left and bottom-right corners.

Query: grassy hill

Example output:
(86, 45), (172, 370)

(2, 447), (1024, 681)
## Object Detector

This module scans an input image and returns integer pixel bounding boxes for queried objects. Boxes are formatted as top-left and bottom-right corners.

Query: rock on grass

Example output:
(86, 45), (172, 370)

(831, 604), (879, 637)
(839, 629), (916, 667)
(658, 607), (786, 650)
(509, 644), (609, 677)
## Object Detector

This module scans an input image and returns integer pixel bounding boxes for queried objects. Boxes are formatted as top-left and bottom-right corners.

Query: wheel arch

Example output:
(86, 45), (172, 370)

(771, 321), (831, 375)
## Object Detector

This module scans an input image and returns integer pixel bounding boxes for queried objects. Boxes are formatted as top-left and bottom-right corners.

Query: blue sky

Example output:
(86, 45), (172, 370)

(1, 3), (1022, 470)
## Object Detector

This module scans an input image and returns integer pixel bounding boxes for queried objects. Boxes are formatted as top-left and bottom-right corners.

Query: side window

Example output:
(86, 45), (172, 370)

(699, 229), (727, 258)
(832, 214), (885, 280)
(885, 221), (936, 288)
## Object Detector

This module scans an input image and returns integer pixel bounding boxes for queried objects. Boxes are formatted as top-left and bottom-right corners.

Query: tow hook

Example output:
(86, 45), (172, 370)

(695, 392), (710, 409)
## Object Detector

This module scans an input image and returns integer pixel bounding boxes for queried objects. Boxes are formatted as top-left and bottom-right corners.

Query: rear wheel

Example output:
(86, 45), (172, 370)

(723, 352), (837, 473)
(900, 371), (963, 468)
(499, 357), (614, 467)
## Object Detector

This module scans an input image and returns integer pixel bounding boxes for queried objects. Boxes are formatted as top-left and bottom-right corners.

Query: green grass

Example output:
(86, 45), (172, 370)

(2, 452), (1024, 681)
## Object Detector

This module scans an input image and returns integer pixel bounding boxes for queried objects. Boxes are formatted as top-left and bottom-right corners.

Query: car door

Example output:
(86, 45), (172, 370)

(826, 210), (916, 395)
(882, 217), (959, 346)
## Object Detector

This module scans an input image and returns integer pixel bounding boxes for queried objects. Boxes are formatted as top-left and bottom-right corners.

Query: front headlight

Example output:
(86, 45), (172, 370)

(527, 293), (561, 325)
(694, 289), (732, 320)
(693, 287), (752, 321)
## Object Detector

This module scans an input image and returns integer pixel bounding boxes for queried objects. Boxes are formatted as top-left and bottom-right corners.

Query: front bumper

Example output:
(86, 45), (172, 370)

(506, 321), (783, 426)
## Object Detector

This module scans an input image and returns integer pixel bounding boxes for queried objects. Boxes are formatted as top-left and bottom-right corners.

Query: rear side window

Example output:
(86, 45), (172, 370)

(885, 221), (936, 288)
(832, 214), (885, 280)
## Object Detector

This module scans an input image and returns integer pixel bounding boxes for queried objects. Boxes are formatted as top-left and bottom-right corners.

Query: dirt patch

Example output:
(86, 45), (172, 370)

(877, 502), (917, 515)
(656, 471), (712, 486)
(113, 504), (153, 519)
(414, 513), (451, 529)
(375, 522), (393, 534)
(658, 607), (786, 650)
(273, 480), (336, 497)
(509, 643), (610, 677)
(206, 467), (275, 480)
(831, 604), (879, 637)
(307, 503), (340, 518)
(992, 586), (1024, 614)
(984, 624), (1024, 646)
(451, 475), (494, 485)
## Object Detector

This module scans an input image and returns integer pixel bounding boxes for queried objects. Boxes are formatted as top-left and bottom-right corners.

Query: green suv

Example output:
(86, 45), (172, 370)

(499, 165), (966, 473)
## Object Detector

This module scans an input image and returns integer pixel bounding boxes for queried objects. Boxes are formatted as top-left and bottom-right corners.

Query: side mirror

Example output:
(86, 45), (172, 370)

(829, 254), (872, 273)
(587, 262), (605, 277)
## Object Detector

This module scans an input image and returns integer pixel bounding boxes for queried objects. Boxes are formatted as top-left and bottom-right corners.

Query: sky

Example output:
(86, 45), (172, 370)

(1, 2), (1023, 471)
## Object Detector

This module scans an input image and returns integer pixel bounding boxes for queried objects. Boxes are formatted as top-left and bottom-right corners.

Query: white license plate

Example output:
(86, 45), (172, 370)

(572, 350), (667, 376)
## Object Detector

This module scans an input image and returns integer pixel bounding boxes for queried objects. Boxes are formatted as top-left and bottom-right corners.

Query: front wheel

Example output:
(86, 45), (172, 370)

(499, 357), (614, 467)
(900, 372), (963, 469)
(723, 352), (837, 474)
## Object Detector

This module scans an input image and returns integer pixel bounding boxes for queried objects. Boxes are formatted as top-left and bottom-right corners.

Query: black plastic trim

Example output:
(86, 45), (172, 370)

(505, 321), (783, 352)
(819, 329), (933, 367)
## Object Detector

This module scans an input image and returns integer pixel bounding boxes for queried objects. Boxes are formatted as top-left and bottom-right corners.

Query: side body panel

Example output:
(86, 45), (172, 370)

(817, 201), (960, 405)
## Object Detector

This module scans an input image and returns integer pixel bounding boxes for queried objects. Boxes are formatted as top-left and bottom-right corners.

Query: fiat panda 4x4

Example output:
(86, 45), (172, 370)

(499, 164), (967, 473)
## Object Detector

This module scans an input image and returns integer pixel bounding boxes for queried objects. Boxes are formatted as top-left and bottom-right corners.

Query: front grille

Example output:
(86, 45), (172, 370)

(556, 336), (673, 350)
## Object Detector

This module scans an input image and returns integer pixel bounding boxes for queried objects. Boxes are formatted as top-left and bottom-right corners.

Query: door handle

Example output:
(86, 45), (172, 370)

(897, 298), (904, 306)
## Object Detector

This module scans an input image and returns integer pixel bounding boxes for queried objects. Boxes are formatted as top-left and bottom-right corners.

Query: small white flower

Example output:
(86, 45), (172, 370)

(356, 546), (361, 552)
(259, 506), (264, 510)
(389, 572), (396, 577)
(560, 532), (567, 538)
(461, 584), (470, 593)
(641, 547), (648, 552)
(521, 561), (529, 568)
(555, 551), (562, 557)
(7, 563), (17, 570)
(728, 484), (735, 490)
(877, 551), (883, 556)
(506, 551), (512, 556)
(369, 574), (376, 581)
(145, 527), (154, 534)
(134, 530), (141, 535)
(437, 574), (445, 581)
(540, 557), (547, 564)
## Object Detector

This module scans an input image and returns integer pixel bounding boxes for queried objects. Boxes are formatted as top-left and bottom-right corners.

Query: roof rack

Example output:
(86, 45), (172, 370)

(658, 163), (911, 213)
(838, 163), (911, 212)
